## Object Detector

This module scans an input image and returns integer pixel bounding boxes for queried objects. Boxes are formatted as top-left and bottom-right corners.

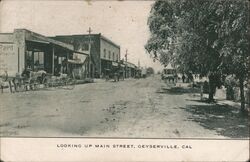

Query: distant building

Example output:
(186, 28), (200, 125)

(0, 29), (88, 78)
(52, 34), (120, 78)
(124, 61), (137, 78)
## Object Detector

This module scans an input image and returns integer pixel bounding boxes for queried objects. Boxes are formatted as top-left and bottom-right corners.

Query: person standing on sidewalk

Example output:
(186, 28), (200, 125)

(182, 74), (186, 83)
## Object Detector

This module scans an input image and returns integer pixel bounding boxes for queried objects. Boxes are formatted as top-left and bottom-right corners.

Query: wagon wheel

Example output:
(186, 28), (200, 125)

(29, 78), (38, 90)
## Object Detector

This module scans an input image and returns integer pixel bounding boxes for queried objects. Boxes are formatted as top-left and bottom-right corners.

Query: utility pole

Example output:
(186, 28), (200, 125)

(87, 27), (92, 78)
(137, 60), (140, 78)
(125, 49), (128, 78)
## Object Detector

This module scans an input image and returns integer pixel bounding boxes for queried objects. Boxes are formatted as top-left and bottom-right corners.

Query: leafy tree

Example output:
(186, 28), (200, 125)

(145, 0), (249, 111)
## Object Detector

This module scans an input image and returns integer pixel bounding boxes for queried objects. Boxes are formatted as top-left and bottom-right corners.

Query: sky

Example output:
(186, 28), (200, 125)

(0, 0), (164, 72)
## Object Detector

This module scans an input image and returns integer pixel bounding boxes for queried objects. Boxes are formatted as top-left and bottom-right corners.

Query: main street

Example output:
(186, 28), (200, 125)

(0, 75), (248, 138)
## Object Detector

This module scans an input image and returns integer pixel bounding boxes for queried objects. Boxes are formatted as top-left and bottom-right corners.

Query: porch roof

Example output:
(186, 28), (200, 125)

(16, 29), (74, 51)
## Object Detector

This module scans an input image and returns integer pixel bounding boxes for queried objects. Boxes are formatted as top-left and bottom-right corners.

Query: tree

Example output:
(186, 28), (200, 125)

(145, 0), (249, 111)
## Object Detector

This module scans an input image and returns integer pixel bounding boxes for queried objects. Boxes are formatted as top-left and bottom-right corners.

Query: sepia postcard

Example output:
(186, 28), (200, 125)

(0, 0), (249, 161)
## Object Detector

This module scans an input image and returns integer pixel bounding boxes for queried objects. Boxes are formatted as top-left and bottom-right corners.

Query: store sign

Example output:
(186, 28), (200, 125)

(112, 62), (118, 66)
(0, 44), (14, 54)
(74, 40), (93, 54)
(73, 53), (87, 64)
(0, 43), (17, 76)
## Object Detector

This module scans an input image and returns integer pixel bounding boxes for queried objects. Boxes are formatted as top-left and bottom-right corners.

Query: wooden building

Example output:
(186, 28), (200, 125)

(52, 34), (120, 78)
(124, 61), (137, 78)
(0, 29), (88, 79)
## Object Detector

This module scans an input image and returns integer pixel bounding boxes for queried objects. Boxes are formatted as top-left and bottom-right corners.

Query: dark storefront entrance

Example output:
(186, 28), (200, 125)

(101, 59), (121, 79)
(25, 40), (74, 76)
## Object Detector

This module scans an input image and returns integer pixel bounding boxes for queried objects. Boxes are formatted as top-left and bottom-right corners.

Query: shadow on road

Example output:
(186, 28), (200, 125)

(183, 104), (249, 138)
(156, 86), (200, 95)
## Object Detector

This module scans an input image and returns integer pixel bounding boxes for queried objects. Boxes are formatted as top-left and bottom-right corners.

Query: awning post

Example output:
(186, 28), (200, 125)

(66, 52), (69, 74)
(52, 45), (54, 75)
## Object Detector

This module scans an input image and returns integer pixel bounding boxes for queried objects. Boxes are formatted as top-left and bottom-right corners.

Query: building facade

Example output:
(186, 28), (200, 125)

(0, 29), (88, 79)
(0, 29), (139, 80)
(125, 61), (137, 78)
(52, 34), (120, 78)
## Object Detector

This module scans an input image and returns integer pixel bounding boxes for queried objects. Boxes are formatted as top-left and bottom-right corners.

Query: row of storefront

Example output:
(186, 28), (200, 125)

(0, 29), (140, 80)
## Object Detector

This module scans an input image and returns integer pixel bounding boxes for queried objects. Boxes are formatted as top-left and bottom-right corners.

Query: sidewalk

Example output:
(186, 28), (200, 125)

(163, 81), (249, 138)
(199, 91), (250, 112)
(214, 98), (250, 112)
(215, 88), (250, 111)
(168, 82), (250, 111)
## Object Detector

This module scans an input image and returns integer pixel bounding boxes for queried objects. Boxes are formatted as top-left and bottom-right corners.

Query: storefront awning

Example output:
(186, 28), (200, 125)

(67, 59), (84, 64)
(26, 39), (50, 44)
(67, 53), (88, 64)
(24, 29), (74, 51)
(112, 62), (118, 67)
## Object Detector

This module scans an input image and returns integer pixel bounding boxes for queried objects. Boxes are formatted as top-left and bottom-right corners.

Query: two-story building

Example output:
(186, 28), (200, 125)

(0, 29), (88, 79)
(52, 34), (120, 78)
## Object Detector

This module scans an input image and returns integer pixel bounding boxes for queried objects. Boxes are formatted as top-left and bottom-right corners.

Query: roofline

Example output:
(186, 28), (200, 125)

(99, 34), (120, 49)
(53, 33), (120, 49)
(0, 33), (13, 35)
(54, 34), (100, 37)
(125, 61), (137, 67)
(14, 29), (74, 50)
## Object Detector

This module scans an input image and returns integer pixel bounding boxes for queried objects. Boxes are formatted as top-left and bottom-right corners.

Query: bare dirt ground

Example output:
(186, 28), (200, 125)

(0, 75), (249, 138)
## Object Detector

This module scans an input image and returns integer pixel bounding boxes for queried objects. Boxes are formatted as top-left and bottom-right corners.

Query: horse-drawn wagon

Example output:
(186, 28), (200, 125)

(0, 70), (75, 93)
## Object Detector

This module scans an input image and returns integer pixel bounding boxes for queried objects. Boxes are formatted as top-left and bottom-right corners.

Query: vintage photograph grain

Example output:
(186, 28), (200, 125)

(0, 0), (249, 138)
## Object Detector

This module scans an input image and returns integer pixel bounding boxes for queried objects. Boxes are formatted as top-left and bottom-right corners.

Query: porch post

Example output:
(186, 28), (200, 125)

(88, 46), (91, 78)
(52, 45), (54, 75)
(32, 51), (34, 70)
(66, 52), (69, 74)
(18, 48), (20, 73)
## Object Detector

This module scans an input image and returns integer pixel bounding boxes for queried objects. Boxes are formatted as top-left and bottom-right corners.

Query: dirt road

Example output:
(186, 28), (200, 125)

(0, 75), (248, 138)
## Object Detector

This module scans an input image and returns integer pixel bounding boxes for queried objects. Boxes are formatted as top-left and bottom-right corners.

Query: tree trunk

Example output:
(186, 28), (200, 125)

(208, 75), (216, 102)
(239, 78), (245, 112)
(208, 82), (215, 102)
(200, 84), (204, 100)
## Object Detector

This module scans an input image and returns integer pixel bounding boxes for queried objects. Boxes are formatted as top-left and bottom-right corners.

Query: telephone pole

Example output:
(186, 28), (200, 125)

(87, 27), (92, 78)
(125, 49), (128, 78)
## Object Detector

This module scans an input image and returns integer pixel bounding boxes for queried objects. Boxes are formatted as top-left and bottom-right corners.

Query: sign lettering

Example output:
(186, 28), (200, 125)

(0, 43), (17, 76)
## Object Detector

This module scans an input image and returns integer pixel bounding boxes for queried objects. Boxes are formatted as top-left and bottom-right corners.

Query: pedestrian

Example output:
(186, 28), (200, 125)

(203, 80), (209, 94)
(172, 77), (174, 83)
(174, 73), (178, 83)
(117, 72), (120, 81)
(114, 72), (118, 82)
(0, 77), (4, 93)
(189, 74), (194, 82)
(105, 74), (109, 81)
(105, 69), (110, 81)
(182, 75), (186, 83)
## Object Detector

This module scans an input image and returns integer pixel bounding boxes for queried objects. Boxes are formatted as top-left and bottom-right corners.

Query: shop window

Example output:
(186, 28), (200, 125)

(103, 49), (106, 58)
(117, 54), (119, 61)
(81, 43), (89, 51)
(34, 52), (44, 70)
(25, 51), (33, 69)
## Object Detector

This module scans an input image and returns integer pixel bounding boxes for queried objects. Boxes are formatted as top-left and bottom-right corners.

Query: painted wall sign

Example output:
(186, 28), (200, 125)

(0, 43), (17, 76)
(73, 53), (87, 64)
